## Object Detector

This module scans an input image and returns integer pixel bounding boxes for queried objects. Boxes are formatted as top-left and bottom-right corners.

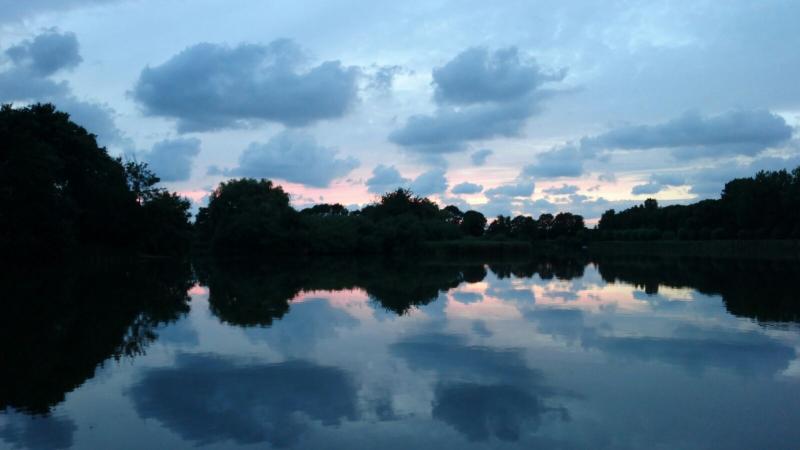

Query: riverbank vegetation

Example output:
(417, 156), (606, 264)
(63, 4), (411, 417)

(0, 104), (192, 258)
(4, 103), (800, 260)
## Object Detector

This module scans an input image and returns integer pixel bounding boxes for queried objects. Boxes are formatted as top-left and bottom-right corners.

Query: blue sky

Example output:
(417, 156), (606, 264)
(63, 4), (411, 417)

(1, 0), (798, 220)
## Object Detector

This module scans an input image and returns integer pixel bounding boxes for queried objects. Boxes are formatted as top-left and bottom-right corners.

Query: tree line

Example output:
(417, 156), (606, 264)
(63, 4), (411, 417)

(194, 179), (587, 256)
(598, 168), (800, 240)
(1, 103), (192, 258)
(4, 103), (800, 259)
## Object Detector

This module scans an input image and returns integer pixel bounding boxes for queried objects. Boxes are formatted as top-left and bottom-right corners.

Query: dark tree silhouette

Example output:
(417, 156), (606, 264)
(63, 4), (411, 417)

(0, 103), (192, 257)
(597, 167), (800, 240)
(460, 210), (487, 237)
(194, 178), (302, 255)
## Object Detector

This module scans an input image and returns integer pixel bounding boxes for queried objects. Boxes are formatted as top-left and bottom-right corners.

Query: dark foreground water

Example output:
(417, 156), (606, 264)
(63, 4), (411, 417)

(2, 255), (800, 449)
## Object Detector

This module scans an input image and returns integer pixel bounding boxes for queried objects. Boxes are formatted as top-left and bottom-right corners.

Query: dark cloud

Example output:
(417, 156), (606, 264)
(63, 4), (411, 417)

(543, 184), (580, 195)
(524, 110), (793, 179)
(58, 98), (124, 146)
(390, 46), (564, 154)
(0, 30), (81, 100)
(365, 164), (410, 194)
(132, 40), (360, 132)
(633, 173), (687, 194)
(391, 333), (567, 443)
(523, 145), (585, 178)
(6, 30), (82, 76)
(0, 30), (124, 147)
(409, 168), (448, 196)
(0, 71), (68, 100)
(0, 410), (76, 450)
(585, 325), (796, 377)
(216, 130), (358, 188)
(631, 182), (662, 195)
(432, 383), (551, 442)
(470, 148), (493, 166)
(588, 110), (792, 159)
(432, 46), (565, 105)
(485, 179), (534, 198)
(129, 354), (358, 448)
(141, 138), (201, 182)
(388, 98), (539, 153)
(390, 333), (541, 386)
(451, 182), (483, 195)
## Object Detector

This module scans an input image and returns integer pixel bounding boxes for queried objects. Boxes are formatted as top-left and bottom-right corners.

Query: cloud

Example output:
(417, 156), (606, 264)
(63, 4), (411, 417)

(129, 354), (358, 448)
(485, 180), (535, 198)
(245, 298), (357, 357)
(0, 30), (81, 100)
(217, 130), (358, 188)
(451, 182), (483, 195)
(470, 148), (493, 166)
(6, 30), (82, 76)
(523, 109), (794, 179)
(409, 168), (448, 196)
(365, 164), (410, 194)
(685, 153), (800, 198)
(522, 145), (585, 178)
(432, 383), (553, 442)
(631, 182), (662, 195)
(542, 184), (580, 195)
(433, 46), (565, 105)
(0, 30), (125, 147)
(0, 410), (76, 450)
(141, 138), (201, 182)
(586, 325), (796, 377)
(367, 64), (403, 92)
(388, 98), (539, 153)
(132, 40), (360, 132)
(0, 71), (69, 100)
(390, 333), (540, 385)
(391, 333), (567, 442)
(390, 46), (564, 154)
(589, 110), (792, 158)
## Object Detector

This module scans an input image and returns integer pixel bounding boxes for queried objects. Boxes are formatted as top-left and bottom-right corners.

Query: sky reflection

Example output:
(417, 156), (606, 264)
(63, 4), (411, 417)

(2, 257), (800, 449)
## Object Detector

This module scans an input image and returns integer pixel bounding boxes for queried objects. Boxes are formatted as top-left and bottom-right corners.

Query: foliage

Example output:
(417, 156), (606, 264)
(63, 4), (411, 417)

(0, 103), (192, 257)
(194, 178), (302, 256)
(597, 167), (800, 240)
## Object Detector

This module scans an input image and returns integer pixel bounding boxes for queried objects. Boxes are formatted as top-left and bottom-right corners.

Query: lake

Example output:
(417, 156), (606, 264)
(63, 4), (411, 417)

(2, 255), (799, 449)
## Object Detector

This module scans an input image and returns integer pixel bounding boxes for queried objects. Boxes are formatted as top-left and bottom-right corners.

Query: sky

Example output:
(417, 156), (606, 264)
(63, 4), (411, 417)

(1, 0), (799, 220)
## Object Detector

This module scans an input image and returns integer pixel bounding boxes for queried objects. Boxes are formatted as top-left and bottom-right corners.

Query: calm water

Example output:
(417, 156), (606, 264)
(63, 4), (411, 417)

(2, 256), (800, 449)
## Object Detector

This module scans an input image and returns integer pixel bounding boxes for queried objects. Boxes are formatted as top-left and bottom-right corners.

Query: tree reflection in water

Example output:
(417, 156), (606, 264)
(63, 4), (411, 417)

(0, 258), (193, 415)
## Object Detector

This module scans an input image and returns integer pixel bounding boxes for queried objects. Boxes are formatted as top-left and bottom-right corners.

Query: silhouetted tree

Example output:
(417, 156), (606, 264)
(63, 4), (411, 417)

(597, 167), (800, 240)
(195, 178), (302, 256)
(0, 103), (192, 257)
(460, 210), (487, 237)
(486, 215), (512, 237)
(300, 203), (349, 216)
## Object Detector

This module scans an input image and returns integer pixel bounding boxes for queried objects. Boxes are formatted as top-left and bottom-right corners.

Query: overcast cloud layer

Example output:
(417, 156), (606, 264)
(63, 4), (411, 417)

(1, 0), (799, 220)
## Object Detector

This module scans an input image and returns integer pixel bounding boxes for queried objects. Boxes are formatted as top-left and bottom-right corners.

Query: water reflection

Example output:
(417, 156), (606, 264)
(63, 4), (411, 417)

(1, 254), (799, 449)
(0, 411), (75, 450)
(0, 259), (193, 415)
(130, 354), (358, 448)
(392, 333), (568, 442)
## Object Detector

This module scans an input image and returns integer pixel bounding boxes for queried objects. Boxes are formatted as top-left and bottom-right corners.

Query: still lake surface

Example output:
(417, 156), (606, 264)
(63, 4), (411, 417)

(2, 255), (800, 449)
